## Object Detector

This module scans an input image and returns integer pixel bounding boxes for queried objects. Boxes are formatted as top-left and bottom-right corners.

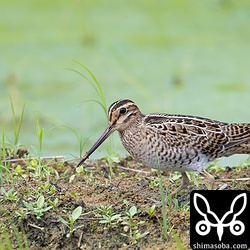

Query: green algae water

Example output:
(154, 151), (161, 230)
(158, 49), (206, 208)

(1, 0), (250, 166)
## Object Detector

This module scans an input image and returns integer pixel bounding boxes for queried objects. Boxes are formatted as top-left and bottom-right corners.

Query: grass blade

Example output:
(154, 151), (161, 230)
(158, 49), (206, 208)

(73, 60), (107, 111)
(61, 124), (92, 158)
(171, 228), (185, 250)
(66, 61), (108, 119)
(157, 169), (168, 239)
(9, 96), (25, 149)
(35, 116), (44, 155)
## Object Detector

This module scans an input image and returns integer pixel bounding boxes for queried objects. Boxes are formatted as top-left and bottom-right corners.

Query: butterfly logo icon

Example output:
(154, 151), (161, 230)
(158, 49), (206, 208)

(193, 193), (247, 241)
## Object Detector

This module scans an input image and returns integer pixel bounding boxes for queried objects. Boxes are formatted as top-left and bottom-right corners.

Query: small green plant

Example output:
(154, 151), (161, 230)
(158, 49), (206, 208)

(99, 213), (121, 229)
(59, 206), (84, 237)
(0, 127), (7, 163)
(68, 61), (118, 161)
(171, 171), (182, 182)
(14, 164), (25, 175)
(171, 228), (185, 250)
(0, 222), (29, 250)
(23, 195), (52, 219)
(15, 207), (29, 220)
(27, 157), (55, 181)
(207, 160), (225, 174)
(68, 62), (108, 157)
(75, 164), (91, 176)
(178, 200), (190, 212)
(188, 172), (200, 187)
(62, 125), (89, 161)
(97, 204), (121, 229)
(9, 96), (25, 152)
(145, 204), (156, 219)
(119, 172), (127, 177)
(123, 199), (130, 206)
(31, 116), (44, 161)
(68, 61), (107, 118)
(123, 205), (137, 222)
(3, 187), (19, 202)
(102, 153), (120, 165)
(27, 158), (38, 170)
(121, 205), (149, 243)
(102, 153), (121, 181)
(47, 197), (59, 208)
(63, 168), (71, 179)
(38, 182), (50, 193)
(237, 156), (250, 170)
(0, 128), (11, 184)
(70, 191), (80, 197)
(149, 178), (159, 188)
(122, 205), (145, 228)
(0, 226), (13, 250)
(129, 229), (149, 244)
(0, 161), (11, 185)
(36, 116), (44, 157)
(49, 184), (56, 194)
(97, 204), (114, 216)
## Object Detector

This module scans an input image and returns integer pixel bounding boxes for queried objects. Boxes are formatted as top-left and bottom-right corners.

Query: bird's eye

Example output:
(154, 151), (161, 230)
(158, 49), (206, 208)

(120, 107), (127, 114)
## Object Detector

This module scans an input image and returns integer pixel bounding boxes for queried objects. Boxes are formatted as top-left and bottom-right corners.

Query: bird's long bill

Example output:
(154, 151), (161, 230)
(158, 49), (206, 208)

(76, 124), (114, 168)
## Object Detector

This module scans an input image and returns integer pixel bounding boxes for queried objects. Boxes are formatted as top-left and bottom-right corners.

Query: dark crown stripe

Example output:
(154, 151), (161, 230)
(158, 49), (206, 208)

(108, 99), (135, 120)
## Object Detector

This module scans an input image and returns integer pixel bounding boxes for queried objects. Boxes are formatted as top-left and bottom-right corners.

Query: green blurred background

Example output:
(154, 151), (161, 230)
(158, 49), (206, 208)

(1, 0), (250, 165)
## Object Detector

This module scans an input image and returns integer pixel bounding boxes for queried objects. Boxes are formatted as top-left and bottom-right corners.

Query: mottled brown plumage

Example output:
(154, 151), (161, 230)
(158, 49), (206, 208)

(77, 99), (250, 193)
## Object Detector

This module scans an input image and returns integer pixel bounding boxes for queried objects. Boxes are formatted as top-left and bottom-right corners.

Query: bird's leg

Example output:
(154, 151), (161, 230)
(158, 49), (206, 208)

(201, 169), (215, 190)
(171, 172), (189, 195)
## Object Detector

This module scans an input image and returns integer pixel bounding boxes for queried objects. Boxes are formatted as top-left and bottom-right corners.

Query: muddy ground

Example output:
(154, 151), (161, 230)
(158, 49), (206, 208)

(0, 151), (249, 250)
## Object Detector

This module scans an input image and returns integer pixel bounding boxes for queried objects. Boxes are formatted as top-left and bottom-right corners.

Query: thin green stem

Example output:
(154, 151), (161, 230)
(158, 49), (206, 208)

(157, 169), (168, 239)
(66, 61), (108, 119)
(9, 96), (25, 150)
(61, 124), (90, 159)
(35, 116), (44, 156)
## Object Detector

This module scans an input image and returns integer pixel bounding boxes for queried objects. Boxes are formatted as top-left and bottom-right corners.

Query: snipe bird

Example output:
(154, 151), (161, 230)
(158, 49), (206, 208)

(76, 99), (250, 193)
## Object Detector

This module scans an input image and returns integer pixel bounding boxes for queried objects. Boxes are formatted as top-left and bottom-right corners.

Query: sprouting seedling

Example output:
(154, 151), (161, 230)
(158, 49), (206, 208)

(23, 195), (52, 219)
(145, 204), (156, 219)
(125, 205), (137, 220)
(3, 187), (19, 202)
(121, 205), (149, 243)
(97, 204), (121, 229)
(35, 115), (44, 157)
(59, 206), (84, 237)
(99, 213), (121, 229)
(30, 115), (44, 163)
(9, 96), (25, 152)
(61, 124), (90, 160)
(0, 127), (11, 184)
(121, 205), (145, 229)
(130, 229), (149, 244)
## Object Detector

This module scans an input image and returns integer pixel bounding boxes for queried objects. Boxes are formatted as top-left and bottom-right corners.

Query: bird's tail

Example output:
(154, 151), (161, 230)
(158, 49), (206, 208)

(223, 123), (250, 155)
